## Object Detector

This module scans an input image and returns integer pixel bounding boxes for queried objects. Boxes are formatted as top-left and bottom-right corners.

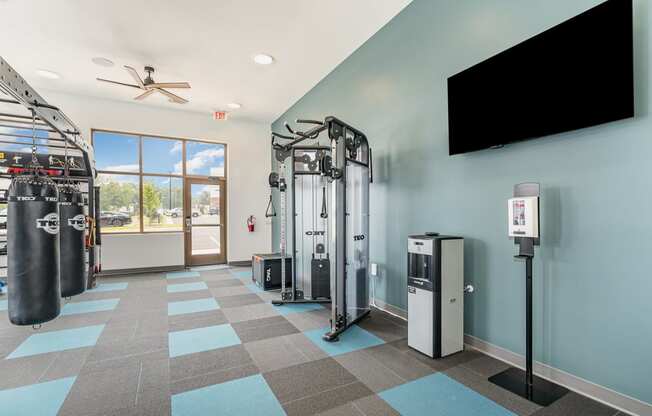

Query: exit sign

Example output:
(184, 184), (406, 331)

(213, 111), (228, 121)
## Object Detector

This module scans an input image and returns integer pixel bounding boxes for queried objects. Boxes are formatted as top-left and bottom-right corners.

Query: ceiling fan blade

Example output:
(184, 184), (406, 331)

(134, 89), (156, 101)
(124, 65), (145, 88)
(96, 78), (143, 89)
(156, 88), (188, 104)
(146, 82), (191, 89)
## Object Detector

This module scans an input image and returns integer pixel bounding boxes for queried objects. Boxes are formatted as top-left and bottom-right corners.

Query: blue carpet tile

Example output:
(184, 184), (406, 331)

(304, 325), (385, 357)
(7, 325), (105, 359)
(0, 376), (76, 416)
(245, 284), (263, 293)
(380, 372), (517, 416)
(167, 282), (208, 293)
(272, 302), (325, 316)
(168, 324), (241, 358)
(171, 374), (284, 416)
(190, 265), (230, 272)
(88, 282), (128, 292)
(168, 298), (220, 316)
(166, 271), (201, 280)
(230, 270), (252, 279)
(60, 299), (120, 316)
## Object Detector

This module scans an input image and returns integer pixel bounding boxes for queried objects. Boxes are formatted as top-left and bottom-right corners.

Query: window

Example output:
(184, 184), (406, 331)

(93, 131), (139, 172)
(92, 130), (225, 233)
(97, 174), (140, 233)
(186, 141), (225, 176)
(143, 176), (183, 232)
(142, 137), (183, 175)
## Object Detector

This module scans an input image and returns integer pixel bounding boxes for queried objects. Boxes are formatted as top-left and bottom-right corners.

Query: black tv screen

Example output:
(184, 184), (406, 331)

(447, 0), (634, 156)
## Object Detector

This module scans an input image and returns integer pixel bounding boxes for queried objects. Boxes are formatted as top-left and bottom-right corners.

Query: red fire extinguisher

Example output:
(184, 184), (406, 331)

(247, 215), (256, 232)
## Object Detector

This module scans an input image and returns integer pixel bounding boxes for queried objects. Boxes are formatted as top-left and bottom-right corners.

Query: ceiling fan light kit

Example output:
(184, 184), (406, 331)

(97, 65), (191, 104)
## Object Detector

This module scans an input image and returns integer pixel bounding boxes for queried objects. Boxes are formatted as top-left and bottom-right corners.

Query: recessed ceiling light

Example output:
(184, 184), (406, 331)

(91, 57), (114, 67)
(253, 54), (274, 65)
(227, 103), (242, 110)
(35, 69), (60, 80)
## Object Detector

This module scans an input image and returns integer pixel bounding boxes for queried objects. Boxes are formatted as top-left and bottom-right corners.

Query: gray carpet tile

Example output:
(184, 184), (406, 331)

(334, 349), (407, 393)
(166, 289), (213, 303)
(444, 364), (543, 416)
(205, 279), (244, 288)
(221, 302), (280, 323)
(215, 293), (265, 308)
(531, 392), (621, 416)
(169, 344), (254, 383)
(263, 357), (358, 404)
(208, 285), (252, 297)
(232, 315), (299, 343)
(245, 334), (315, 373)
(167, 309), (227, 332)
(0, 271), (628, 416)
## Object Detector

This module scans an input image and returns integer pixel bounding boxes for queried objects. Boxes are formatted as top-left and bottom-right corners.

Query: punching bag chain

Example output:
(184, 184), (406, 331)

(30, 109), (40, 168)
(63, 134), (70, 180)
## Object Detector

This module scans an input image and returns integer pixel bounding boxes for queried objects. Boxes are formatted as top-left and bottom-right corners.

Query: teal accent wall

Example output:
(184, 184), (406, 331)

(272, 0), (652, 405)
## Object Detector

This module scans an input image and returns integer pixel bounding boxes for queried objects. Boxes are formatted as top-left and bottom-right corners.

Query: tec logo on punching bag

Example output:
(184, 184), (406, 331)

(36, 213), (59, 234)
(67, 214), (86, 231)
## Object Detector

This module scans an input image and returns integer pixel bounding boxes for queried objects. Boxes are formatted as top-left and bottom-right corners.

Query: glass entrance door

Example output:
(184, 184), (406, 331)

(184, 178), (226, 266)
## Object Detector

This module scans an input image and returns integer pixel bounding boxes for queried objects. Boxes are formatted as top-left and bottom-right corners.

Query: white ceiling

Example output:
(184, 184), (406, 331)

(0, 0), (411, 123)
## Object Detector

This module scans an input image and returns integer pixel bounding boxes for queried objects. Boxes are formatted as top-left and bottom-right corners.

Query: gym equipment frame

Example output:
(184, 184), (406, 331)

(270, 117), (373, 341)
(0, 56), (100, 291)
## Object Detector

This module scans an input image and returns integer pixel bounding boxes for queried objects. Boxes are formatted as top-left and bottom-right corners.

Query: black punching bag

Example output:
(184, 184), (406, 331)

(59, 185), (86, 297)
(7, 175), (61, 325)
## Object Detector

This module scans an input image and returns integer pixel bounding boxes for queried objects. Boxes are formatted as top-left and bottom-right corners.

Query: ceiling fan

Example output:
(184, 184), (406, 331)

(97, 65), (190, 104)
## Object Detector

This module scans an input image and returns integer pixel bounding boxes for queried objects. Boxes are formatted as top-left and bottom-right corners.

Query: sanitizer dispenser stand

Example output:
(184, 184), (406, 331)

(489, 183), (569, 407)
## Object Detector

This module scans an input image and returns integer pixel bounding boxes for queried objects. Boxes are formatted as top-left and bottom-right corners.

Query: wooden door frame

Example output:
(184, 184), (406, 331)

(184, 177), (227, 266)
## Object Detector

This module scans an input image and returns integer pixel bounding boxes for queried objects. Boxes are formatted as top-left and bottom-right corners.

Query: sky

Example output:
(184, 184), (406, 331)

(0, 126), (52, 154)
(94, 131), (225, 176)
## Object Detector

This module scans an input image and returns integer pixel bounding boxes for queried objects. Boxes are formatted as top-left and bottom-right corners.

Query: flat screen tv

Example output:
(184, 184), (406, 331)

(447, 0), (634, 156)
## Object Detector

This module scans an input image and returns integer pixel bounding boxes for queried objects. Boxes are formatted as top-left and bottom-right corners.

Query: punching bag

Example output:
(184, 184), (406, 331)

(59, 184), (86, 297)
(7, 174), (61, 325)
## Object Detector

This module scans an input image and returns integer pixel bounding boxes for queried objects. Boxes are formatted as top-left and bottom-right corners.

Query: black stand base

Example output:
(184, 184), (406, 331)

(322, 309), (371, 343)
(489, 367), (569, 407)
(271, 298), (331, 306)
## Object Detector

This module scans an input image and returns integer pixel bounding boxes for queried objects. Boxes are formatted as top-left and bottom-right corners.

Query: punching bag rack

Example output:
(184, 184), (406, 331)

(0, 56), (100, 322)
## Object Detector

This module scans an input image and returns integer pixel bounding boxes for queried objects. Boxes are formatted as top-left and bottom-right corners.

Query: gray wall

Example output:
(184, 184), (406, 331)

(272, 0), (652, 405)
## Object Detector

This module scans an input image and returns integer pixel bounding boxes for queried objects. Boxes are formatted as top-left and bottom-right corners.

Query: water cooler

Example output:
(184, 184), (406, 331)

(407, 233), (464, 358)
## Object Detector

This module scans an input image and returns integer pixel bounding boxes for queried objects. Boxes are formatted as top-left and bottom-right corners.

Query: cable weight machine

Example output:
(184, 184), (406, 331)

(270, 117), (372, 342)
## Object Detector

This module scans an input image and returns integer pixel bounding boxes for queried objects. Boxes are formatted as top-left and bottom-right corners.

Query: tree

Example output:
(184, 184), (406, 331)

(99, 179), (138, 213)
(142, 182), (161, 222)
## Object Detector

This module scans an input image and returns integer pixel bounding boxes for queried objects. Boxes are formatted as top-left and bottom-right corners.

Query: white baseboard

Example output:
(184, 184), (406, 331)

(464, 334), (651, 416)
(371, 298), (407, 320)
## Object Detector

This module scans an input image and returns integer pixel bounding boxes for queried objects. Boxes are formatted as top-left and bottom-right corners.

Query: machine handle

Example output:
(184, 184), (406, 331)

(369, 147), (374, 183)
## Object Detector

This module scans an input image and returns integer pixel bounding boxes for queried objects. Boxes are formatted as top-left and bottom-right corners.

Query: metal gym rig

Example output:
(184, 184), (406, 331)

(0, 56), (100, 319)
(270, 117), (372, 342)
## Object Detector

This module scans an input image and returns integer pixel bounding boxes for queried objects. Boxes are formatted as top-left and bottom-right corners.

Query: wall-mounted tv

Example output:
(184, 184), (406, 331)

(447, 0), (634, 156)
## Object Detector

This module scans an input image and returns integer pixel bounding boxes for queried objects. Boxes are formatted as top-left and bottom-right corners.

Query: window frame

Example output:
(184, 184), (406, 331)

(92, 128), (227, 234)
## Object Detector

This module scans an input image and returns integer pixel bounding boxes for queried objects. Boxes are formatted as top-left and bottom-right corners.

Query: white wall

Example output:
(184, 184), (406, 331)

(42, 90), (272, 269)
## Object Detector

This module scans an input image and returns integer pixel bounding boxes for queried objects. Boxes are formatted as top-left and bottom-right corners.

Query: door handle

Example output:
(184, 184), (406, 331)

(185, 217), (191, 233)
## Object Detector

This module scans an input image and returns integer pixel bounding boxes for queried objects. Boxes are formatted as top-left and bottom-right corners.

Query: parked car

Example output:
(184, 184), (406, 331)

(100, 211), (132, 227)
(209, 207), (219, 215)
(165, 208), (200, 218)
(167, 208), (183, 218)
